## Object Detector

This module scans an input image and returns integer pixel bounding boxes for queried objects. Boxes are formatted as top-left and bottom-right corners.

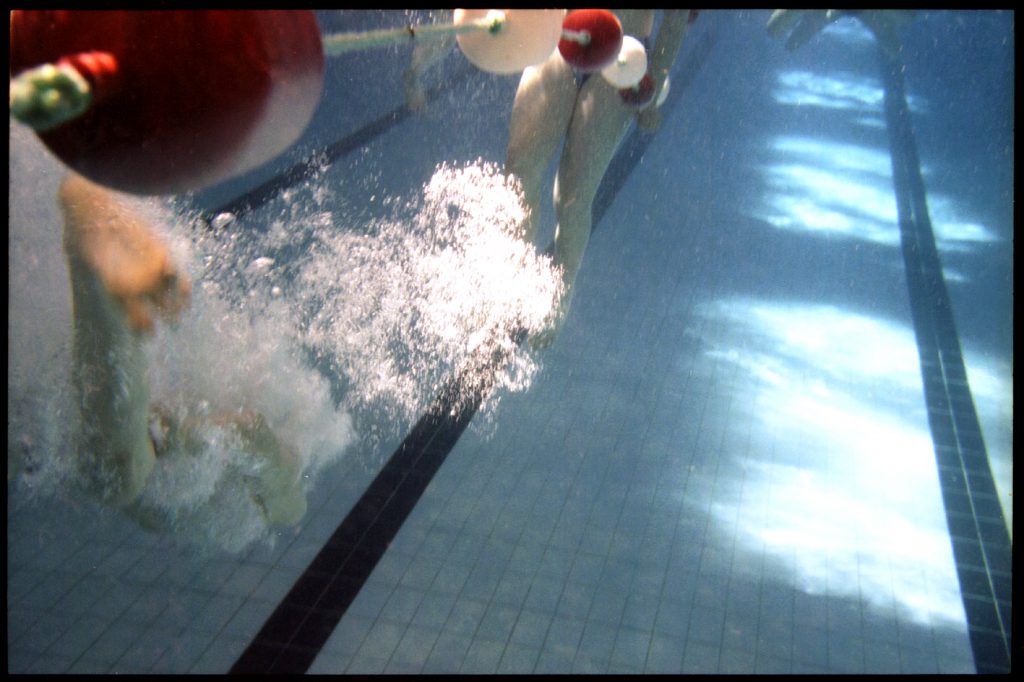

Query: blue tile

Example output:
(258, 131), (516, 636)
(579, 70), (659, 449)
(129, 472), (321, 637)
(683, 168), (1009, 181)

(791, 625), (828, 667)
(45, 615), (109, 659)
(460, 563), (501, 601)
(460, 637), (504, 673)
(389, 624), (439, 669)
(443, 597), (488, 637)
(476, 602), (519, 642)
(192, 593), (246, 634)
(346, 581), (391, 619)
(307, 651), (351, 674)
(899, 642), (941, 674)
(18, 572), (77, 611)
(497, 642), (541, 673)
(509, 608), (552, 649)
(556, 579), (598, 619)
(11, 613), (69, 655)
(113, 623), (175, 672)
(345, 652), (389, 674)
(322, 614), (373, 656)
(542, 615), (585, 656)
(687, 600), (724, 644)
(410, 591), (456, 630)
(863, 636), (901, 673)
(622, 590), (660, 631)
(570, 651), (608, 673)
(356, 619), (405, 661)
(828, 635), (865, 673)
(645, 632), (684, 673)
(611, 626), (651, 666)
(431, 561), (472, 595)
(222, 598), (277, 638)
(587, 588), (627, 624)
(493, 569), (533, 607)
(534, 645), (575, 673)
(534, 546), (573, 578)
(421, 632), (471, 673)
(755, 653), (793, 674)
(382, 585), (426, 622)
(81, 620), (144, 664)
(682, 639), (720, 673)
(523, 574), (564, 612)
(719, 646), (756, 674)
(149, 627), (210, 673)
(27, 654), (76, 674)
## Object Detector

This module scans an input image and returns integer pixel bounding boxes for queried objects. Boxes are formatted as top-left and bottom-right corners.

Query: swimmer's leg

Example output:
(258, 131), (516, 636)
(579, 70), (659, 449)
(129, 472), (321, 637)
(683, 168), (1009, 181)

(59, 173), (190, 505)
(404, 14), (454, 112)
(60, 173), (304, 528)
(505, 52), (578, 244)
(531, 76), (635, 348)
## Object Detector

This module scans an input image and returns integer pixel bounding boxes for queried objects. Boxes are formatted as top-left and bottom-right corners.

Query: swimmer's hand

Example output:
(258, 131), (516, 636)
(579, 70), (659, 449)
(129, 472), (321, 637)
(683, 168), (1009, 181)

(59, 173), (191, 334)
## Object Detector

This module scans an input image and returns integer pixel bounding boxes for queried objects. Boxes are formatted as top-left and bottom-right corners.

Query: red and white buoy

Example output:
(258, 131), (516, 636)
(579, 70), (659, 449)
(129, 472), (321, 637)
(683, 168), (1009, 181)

(9, 10), (325, 196)
(557, 10), (623, 73)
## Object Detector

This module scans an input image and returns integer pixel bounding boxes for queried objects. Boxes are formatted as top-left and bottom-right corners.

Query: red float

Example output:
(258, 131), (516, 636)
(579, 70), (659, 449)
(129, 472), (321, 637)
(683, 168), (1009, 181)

(558, 9), (623, 73)
(618, 72), (656, 108)
(9, 10), (324, 196)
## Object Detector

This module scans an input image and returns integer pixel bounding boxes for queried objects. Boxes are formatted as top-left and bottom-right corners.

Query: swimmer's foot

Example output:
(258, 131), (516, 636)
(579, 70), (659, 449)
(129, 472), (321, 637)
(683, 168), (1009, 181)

(59, 173), (191, 333)
(529, 283), (574, 351)
(233, 412), (308, 528)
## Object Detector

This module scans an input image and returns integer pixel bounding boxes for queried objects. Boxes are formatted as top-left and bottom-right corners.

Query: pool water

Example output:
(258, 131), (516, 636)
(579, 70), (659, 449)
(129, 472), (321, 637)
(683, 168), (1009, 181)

(7, 10), (1012, 674)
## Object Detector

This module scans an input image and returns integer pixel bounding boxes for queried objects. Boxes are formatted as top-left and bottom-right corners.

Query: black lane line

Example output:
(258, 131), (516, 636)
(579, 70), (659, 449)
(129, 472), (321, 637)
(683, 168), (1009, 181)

(199, 62), (477, 225)
(230, 35), (711, 674)
(879, 45), (1011, 674)
(230, 361), (495, 673)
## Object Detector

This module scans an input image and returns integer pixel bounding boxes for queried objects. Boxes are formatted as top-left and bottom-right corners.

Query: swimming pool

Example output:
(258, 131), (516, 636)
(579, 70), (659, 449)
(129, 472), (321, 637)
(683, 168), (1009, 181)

(8, 9), (1012, 674)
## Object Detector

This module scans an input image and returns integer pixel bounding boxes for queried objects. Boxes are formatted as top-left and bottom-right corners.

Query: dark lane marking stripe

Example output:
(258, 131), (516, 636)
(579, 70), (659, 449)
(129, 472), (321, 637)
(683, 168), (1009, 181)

(879, 45), (1011, 674)
(230, 367), (487, 673)
(200, 62), (477, 225)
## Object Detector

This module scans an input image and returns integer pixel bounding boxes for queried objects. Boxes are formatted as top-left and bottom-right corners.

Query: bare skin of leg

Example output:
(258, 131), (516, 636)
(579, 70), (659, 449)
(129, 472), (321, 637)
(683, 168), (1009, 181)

(525, 10), (691, 349)
(61, 173), (191, 505)
(530, 75), (637, 349)
(60, 174), (305, 526)
(505, 52), (579, 245)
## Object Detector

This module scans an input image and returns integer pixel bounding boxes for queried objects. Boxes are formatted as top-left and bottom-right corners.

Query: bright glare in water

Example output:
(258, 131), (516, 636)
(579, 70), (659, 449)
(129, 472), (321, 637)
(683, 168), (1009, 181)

(297, 160), (563, 431)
